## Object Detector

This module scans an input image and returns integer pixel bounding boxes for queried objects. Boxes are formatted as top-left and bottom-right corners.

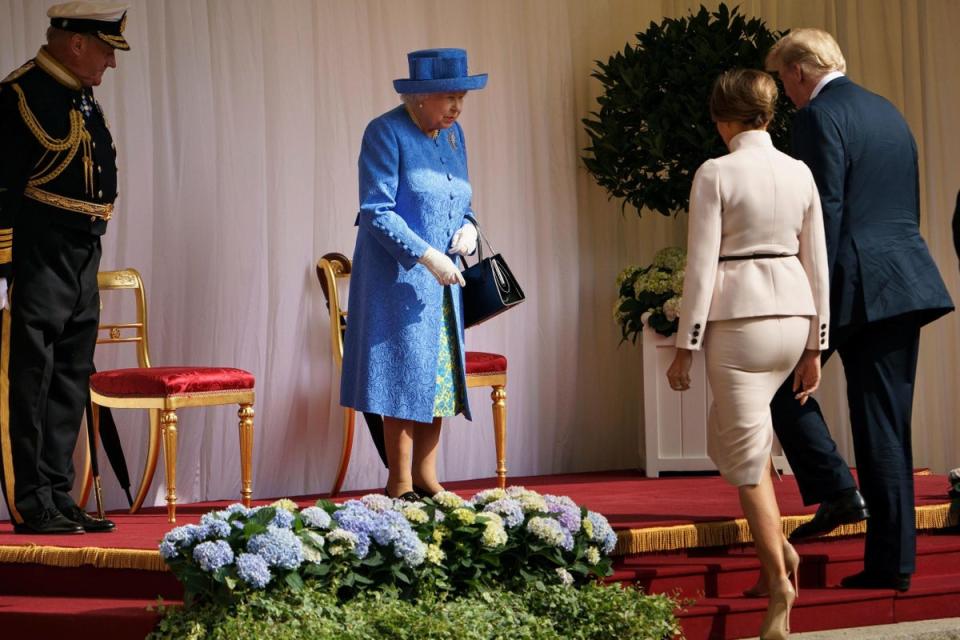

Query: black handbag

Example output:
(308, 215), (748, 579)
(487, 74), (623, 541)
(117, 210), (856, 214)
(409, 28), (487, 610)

(459, 222), (525, 328)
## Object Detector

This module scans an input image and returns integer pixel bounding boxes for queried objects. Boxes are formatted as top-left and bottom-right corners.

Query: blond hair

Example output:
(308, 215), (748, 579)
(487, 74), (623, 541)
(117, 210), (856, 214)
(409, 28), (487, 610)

(709, 69), (778, 128)
(765, 28), (846, 76)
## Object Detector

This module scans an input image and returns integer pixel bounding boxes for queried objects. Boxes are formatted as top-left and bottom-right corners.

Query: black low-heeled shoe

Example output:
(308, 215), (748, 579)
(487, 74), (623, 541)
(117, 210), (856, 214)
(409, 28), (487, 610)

(384, 488), (422, 503)
(413, 484), (435, 498)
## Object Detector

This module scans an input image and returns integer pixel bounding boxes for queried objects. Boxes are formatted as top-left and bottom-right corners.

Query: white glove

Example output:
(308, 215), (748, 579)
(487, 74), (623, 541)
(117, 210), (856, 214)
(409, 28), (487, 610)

(419, 247), (466, 286)
(0, 278), (7, 311)
(447, 222), (478, 256)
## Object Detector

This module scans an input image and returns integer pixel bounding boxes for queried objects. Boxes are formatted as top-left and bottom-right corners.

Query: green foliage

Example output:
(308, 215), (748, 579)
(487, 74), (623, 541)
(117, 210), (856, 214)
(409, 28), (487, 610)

(583, 3), (792, 216)
(148, 582), (681, 640)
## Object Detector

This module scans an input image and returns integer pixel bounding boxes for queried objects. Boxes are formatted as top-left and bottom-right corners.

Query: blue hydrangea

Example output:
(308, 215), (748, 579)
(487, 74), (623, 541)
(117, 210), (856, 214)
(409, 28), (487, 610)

(198, 514), (232, 538)
(370, 510), (426, 567)
(247, 525), (304, 570)
(586, 511), (617, 555)
(271, 508), (295, 529)
(192, 539), (234, 572)
(301, 506), (332, 530)
(332, 501), (379, 559)
(483, 498), (525, 528)
(225, 503), (253, 517)
(236, 552), (272, 588)
(159, 523), (205, 559)
(159, 539), (179, 560)
(544, 495), (582, 534)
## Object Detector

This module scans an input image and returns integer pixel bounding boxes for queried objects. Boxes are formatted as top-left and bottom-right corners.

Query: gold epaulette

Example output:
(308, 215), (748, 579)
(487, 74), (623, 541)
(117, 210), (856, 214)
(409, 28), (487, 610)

(1, 60), (34, 85)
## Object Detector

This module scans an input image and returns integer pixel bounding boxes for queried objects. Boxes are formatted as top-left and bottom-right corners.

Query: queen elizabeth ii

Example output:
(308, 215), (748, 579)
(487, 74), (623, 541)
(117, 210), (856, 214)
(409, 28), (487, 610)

(340, 48), (487, 501)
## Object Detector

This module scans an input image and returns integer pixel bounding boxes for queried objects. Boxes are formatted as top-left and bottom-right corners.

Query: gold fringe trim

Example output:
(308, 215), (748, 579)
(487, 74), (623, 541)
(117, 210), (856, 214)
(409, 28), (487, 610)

(613, 502), (955, 556)
(0, 544), (167, 572)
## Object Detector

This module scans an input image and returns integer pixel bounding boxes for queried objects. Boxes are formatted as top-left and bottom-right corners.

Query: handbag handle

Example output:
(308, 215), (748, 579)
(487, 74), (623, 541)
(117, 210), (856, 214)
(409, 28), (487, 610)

(463, 214), (495, 264)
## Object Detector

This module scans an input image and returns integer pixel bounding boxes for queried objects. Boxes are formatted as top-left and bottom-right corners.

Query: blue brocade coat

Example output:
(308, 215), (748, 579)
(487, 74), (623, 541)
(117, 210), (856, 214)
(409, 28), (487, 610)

(340, 105), (474, 423)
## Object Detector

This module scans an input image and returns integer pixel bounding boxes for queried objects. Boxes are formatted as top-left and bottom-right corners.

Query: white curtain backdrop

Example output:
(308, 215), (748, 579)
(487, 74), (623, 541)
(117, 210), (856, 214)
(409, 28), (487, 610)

(1, 0), (958, 520)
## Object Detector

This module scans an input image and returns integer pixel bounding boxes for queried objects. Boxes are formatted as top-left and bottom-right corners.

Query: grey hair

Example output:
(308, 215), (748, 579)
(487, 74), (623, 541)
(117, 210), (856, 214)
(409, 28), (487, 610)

(400, 93), (429, 106)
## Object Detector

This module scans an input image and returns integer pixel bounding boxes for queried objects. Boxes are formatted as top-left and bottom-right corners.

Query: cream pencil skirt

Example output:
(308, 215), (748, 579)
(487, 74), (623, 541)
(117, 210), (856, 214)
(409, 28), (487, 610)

(704, 315), (810, 487)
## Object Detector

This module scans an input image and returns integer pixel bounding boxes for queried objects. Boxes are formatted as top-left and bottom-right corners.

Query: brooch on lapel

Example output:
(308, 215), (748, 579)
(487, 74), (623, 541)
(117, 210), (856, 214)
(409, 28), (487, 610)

(448, 131), (458, 150)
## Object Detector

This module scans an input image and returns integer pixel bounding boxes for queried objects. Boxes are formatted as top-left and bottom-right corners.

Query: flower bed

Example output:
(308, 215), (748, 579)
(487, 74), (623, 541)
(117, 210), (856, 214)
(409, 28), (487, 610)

(160, 487), (618, 604)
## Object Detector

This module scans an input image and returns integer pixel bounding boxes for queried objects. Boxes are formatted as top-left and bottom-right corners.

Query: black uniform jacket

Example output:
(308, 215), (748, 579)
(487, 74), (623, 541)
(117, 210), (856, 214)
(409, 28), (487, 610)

(0, 47), (117, 280)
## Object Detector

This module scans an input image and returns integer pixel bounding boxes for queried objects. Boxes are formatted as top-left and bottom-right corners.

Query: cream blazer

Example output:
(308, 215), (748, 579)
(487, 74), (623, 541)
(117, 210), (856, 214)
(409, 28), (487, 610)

(676, 130), (830, 351)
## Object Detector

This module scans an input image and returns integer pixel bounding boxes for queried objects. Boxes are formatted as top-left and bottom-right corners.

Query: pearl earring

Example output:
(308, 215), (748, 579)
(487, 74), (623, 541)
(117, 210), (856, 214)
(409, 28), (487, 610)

(418, 103), (423, 108)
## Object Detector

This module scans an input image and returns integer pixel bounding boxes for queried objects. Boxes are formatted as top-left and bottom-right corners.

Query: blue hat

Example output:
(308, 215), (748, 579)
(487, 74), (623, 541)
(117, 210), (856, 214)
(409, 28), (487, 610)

(393, 48), (487, 94)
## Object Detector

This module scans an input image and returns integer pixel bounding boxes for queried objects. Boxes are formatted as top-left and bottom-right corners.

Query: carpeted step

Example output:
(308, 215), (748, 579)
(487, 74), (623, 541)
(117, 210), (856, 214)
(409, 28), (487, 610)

(0, 562), (182, 599)
(0, 594), (170, 640)
(676, 573), (960, 640)
(610, 533), (960, 598)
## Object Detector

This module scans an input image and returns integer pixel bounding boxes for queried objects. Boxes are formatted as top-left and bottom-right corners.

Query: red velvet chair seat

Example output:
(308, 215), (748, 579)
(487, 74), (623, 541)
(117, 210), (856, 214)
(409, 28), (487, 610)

(465, 351), (507, 375)
(90, 366), (256, 397)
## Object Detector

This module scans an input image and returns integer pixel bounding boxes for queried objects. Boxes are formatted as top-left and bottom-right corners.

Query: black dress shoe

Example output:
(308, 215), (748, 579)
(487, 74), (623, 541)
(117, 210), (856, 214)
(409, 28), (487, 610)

(840, 570), (910, 592)
(412, 484), (435, 498)
(384, 488), (423, 503)
(789, 490), (870, 541)
(12, 508), (84, 535)
(61, 505), (116, 533)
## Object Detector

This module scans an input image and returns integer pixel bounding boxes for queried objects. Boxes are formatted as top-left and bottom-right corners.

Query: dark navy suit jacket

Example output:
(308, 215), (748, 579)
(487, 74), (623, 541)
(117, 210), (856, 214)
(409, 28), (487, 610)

(791, 77), (953, 333)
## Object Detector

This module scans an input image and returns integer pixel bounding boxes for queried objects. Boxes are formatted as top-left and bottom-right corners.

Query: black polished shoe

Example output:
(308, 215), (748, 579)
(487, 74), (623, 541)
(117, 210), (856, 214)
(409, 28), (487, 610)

(384, 488), (423, 503)
(789, 490), (869, 541)
(840, 570), (910, 592)
(12, 508), (84, 535)
(412, 484), (435, 498)
(61, 505), (116, 533)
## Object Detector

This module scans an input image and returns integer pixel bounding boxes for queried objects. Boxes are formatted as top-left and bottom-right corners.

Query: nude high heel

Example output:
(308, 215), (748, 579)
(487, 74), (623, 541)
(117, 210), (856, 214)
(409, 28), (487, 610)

(743, 539), (800, 598)
(760, 577), (796, 640)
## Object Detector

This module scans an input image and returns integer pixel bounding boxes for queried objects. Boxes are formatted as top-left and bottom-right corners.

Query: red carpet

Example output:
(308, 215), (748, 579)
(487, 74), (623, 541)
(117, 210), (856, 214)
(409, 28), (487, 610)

(0, 469), (957, 639)
(1, 469), (951, 561)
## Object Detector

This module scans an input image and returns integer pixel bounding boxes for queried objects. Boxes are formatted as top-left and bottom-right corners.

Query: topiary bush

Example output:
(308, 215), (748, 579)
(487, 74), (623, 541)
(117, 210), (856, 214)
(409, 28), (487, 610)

(583, 3), (792, 217)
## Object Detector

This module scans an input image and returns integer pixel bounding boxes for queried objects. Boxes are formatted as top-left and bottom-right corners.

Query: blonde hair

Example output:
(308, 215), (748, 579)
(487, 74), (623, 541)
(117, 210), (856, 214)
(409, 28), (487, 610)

(709, 69), (778, 128)
(765, 28), (846, 76)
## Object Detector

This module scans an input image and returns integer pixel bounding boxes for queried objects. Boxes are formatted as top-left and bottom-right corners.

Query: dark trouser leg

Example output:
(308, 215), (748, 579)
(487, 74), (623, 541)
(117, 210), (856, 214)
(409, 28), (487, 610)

(0, 304), (56, 522)
(45, 243), (101, 512)
(0, 226), (100, 522)
(771, 347), (857, 505)
(839, 317), (920, 577)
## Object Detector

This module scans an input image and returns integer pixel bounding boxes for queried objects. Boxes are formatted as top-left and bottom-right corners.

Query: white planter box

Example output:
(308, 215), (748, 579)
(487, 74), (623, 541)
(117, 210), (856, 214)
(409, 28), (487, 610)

(641, 323), (791, 478)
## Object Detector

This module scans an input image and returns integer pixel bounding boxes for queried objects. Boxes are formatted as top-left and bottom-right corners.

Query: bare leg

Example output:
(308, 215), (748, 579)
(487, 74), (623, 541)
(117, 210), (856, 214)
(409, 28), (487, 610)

(739, 458), (788, 585)
(740, 458), (796, 638)
(412, 417), (444, 494)
(384, 417), (415, 497)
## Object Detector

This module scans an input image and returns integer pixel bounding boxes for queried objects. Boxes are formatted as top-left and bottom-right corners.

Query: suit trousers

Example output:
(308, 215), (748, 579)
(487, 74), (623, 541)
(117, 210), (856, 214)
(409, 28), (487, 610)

(704, 316), (809, 487)
(772, 315), (921, 575)
(0, 222), (101, 523)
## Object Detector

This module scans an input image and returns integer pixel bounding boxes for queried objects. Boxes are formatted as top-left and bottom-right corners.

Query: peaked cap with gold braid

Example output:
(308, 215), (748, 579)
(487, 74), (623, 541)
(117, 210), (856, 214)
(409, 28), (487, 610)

(47, 2), (131, 51)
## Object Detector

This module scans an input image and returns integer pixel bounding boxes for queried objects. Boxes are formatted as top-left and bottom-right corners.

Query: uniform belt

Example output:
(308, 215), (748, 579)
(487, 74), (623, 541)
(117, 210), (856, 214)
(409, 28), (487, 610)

(23, 186), (113, 221)
(718, 253), (796, 262)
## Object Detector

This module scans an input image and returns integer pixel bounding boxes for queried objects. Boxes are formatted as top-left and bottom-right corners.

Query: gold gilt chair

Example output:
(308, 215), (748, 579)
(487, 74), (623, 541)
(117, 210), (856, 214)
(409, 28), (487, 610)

(78, 268), (255, 522)
(316, 253), (508, 496)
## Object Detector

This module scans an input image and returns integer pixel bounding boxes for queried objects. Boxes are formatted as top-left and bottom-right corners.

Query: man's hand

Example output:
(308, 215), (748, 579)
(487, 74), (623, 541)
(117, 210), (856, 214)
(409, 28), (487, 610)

(793, 349), (822, 405)
(448, 222), (478, 257)
(420, 247), (466, 287)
